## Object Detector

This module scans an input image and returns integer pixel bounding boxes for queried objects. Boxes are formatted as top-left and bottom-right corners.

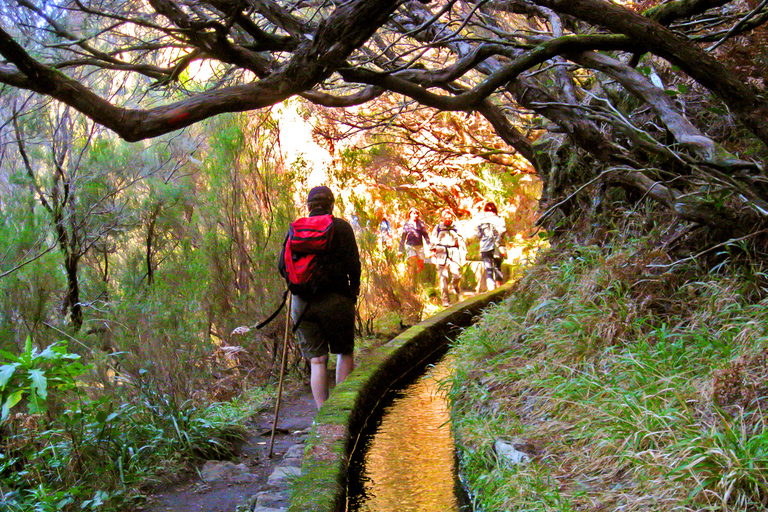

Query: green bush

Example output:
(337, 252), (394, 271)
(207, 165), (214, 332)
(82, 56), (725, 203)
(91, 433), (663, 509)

(0, 338), (88, 422)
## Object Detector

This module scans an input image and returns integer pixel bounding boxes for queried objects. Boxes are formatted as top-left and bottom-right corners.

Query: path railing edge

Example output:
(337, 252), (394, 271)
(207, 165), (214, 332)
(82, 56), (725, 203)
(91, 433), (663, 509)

(287, 283), (512, 512)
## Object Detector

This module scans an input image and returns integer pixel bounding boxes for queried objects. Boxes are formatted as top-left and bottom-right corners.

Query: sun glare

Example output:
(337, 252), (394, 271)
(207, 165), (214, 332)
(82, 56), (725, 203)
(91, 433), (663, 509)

(275, 101), (331, 186)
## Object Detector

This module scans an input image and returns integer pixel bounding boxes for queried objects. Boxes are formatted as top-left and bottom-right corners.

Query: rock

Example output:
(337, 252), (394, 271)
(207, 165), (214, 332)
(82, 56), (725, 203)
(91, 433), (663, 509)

(283, 444), (305, 460)
(267, 466), (301, 486)
(493, 438), (531, 466)
(254, 489), (290, 509)
(200, 461), (258, 483)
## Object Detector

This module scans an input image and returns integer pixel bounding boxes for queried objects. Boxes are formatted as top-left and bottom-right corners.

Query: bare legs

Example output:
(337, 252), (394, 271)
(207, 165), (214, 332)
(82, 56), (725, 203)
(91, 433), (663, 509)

(438, 261), (462, 306)
(309, 355), (330, 409)
(336, 353), (354, 384)
(309, 353), (355, 410)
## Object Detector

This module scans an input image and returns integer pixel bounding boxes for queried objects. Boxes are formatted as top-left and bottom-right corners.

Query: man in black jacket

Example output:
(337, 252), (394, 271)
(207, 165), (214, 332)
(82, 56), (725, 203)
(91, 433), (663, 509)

(279, 186), (361, 409)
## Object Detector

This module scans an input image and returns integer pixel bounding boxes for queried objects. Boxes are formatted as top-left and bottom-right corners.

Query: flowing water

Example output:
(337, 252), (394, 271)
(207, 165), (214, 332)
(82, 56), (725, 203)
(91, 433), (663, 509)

(346, 357), (472, 512)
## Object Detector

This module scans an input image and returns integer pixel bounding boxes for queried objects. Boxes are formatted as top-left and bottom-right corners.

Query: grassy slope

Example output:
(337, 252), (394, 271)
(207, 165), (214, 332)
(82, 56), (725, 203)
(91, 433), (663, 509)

(449, 239), (768, 512)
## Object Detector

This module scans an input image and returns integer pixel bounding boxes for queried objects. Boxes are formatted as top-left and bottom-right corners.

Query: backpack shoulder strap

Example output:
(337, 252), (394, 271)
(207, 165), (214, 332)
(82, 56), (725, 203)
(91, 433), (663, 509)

(254, 289), (289, 329)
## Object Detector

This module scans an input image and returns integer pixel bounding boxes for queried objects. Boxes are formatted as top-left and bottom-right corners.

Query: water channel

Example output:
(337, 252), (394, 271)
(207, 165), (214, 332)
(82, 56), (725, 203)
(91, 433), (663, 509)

(345, 357), (473, 512)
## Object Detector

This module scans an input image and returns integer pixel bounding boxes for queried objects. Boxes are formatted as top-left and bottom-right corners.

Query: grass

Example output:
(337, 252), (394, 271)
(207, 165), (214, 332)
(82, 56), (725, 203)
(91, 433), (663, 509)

(449, 239), (768, 511)
(675, 409), (768, 511)
(0, 376), (275, 511)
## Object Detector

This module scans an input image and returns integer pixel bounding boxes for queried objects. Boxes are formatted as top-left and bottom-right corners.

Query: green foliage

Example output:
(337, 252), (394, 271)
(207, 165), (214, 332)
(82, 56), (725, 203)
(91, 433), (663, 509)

(0, 105), (304, 509)
(0, 366), (268, 511)
(0, 92), (543, 510)
(0, 252), (63, 349)
(0, 175), (64, 346)
(0, 339), (88, 421)
(0, 484), (110, 512)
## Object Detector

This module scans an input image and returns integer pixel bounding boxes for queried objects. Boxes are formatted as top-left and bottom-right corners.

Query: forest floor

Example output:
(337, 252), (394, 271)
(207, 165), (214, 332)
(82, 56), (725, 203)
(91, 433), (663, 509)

(136, 382), (317, 512)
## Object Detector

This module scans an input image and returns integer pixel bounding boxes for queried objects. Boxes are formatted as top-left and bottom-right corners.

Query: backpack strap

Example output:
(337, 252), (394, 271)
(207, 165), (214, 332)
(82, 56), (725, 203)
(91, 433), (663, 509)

(254, 289), (289, 330)
(252, 288), (313, 333)
(291, 300), (312, 333)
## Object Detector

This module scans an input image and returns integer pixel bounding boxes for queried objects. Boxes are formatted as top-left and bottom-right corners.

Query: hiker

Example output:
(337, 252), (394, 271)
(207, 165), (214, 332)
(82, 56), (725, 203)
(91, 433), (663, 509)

(474, 200), (507, 291)
(278, 186), (361, 410)
(398, 207), (431, 291)
(430, 208), (466, 307)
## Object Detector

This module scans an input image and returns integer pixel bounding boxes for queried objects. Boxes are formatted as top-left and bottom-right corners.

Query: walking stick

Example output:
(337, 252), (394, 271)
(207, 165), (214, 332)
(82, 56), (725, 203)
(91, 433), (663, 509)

(269, 293), (292, 458)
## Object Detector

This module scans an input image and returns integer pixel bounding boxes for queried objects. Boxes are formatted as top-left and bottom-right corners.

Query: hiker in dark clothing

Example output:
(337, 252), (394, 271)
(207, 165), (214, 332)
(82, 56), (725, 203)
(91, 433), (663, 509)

(278, 186), (361, 409)
(399, 207), (431, 291)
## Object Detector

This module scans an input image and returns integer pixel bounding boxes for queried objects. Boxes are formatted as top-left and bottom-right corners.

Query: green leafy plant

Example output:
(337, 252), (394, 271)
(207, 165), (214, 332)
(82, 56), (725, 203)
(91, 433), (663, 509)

(0, 338), (88, 421)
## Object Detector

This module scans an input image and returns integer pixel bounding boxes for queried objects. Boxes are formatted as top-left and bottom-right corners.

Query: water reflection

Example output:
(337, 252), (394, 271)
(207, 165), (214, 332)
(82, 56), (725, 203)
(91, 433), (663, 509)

(347, 359), (470, 512)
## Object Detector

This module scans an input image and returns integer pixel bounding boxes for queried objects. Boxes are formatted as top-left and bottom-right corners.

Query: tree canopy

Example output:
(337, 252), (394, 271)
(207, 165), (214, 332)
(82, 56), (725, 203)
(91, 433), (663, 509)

(2, 0), (768, 230)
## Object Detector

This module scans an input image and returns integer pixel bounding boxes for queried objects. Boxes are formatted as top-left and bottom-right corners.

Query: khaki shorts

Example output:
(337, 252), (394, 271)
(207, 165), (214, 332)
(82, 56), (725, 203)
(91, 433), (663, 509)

(291, 292), (356, 359)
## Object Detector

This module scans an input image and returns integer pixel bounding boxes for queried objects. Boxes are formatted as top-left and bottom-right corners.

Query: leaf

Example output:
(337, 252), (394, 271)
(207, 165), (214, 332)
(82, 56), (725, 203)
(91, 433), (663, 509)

(0, 364), (18, 391)
(1, 390), (24, 421)
(29, 369), (48, 400)
(95, 409), (111, 424)
(37, 345), (60, 360)
(0, 349), (20, 363)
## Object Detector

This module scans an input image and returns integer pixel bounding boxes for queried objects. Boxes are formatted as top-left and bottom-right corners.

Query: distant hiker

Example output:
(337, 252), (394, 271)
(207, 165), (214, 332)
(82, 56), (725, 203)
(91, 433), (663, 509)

(474, 201), (507, 291)
(379, 217), (392, 250)
(374, 201), (393, 250)
(278, 186), (361, 410)
(351, 213), (363, 234)
(430, 208), (466, 307)
(399, 207), (431, 292)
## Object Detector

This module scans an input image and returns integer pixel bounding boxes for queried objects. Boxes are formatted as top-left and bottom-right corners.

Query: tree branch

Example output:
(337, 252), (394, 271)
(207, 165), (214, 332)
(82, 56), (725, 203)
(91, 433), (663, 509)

(533, 0), (768, 149)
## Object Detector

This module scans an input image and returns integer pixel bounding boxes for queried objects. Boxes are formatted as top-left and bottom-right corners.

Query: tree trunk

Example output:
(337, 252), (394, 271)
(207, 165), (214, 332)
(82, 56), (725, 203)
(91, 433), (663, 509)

(63, 253), (83, 331)
(146, 205), (161, 285)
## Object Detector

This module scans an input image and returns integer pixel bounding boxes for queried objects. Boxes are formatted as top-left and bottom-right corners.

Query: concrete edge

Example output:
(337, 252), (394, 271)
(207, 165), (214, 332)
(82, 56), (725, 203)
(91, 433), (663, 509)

(287, 283), (512, 512)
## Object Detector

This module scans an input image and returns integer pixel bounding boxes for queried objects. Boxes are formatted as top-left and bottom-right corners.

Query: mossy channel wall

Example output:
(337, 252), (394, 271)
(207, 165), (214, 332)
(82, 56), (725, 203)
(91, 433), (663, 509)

(288, 283), (511, 512)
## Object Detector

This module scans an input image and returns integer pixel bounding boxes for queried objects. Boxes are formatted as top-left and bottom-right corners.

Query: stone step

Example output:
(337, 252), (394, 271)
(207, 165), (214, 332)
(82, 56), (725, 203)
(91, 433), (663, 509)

(249, 441), (306, 511)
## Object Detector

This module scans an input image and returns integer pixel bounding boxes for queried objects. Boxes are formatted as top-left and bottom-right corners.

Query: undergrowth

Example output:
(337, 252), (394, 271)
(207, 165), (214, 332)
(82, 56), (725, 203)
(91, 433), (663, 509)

(450, 237), (768, 511)
(0, 355), (273, 511)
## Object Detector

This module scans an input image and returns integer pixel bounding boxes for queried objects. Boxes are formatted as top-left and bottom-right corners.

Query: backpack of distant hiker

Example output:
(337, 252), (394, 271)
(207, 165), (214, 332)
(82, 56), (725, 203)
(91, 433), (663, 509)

(477, 221), (499, 248)
(281, 214), (335, 298)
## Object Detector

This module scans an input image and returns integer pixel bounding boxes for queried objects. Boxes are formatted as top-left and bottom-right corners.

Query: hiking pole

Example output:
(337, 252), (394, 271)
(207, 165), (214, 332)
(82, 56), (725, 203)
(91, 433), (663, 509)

(269, 292), (292, 458)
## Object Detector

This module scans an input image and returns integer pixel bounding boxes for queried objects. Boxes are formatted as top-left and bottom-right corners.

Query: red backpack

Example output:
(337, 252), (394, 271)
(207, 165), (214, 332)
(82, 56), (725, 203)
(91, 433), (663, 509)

(282, 214), (335, 297)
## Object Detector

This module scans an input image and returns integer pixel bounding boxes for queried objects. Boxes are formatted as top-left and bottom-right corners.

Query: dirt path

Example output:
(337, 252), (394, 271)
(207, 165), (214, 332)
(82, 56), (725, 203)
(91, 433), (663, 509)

(137, 385), (316, 512)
